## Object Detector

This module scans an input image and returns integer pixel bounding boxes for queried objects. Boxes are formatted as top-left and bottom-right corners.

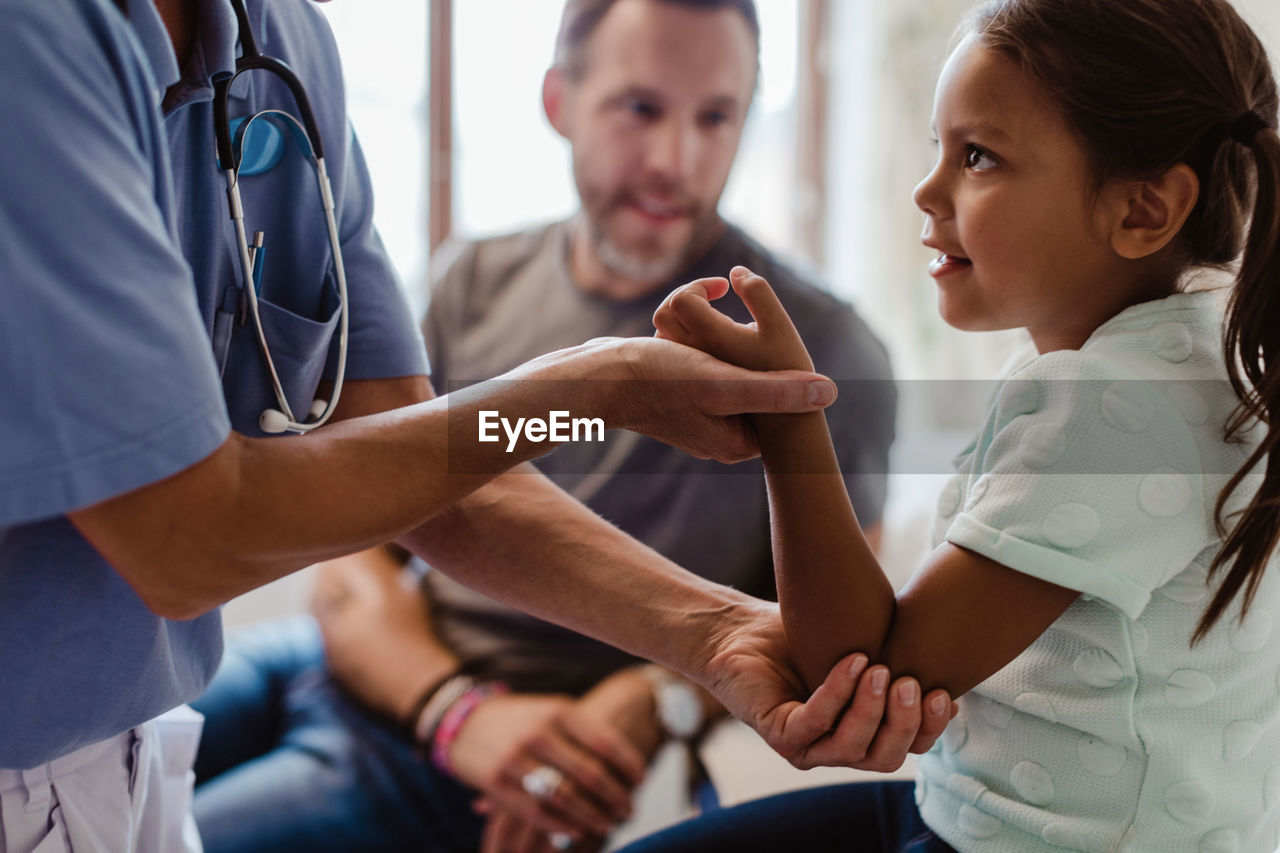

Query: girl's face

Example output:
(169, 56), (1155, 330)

(913, 35), (1132, 353)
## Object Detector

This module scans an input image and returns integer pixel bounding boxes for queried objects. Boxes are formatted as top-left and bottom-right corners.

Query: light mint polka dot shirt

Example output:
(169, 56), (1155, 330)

(917, 291), (1280, 853)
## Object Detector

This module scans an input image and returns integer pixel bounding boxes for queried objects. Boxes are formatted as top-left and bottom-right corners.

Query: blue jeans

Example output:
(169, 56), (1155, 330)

(617, 780), (956, 853)
(190, 616), (483, 853)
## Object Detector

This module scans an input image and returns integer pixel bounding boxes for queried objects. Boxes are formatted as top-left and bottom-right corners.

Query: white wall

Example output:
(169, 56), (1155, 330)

(1240, 0), (1280, 48)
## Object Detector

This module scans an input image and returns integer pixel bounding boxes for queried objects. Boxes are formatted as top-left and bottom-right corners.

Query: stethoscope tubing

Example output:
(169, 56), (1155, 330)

(214, 0), (349, 434)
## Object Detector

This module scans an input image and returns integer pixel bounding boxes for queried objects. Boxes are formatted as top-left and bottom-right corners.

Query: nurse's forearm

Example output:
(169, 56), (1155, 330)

(71, 338), (834, 621)
(70, 353), (608, 619)
(756, 412), (895, 692)
(401, 469), (756, 681)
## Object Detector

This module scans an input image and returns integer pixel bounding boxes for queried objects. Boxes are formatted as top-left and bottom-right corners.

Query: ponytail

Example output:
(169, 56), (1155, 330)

(1197, 125), (1280, 642)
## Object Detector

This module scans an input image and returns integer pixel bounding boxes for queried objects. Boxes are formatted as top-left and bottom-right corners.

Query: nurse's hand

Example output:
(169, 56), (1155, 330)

(531, 335), (836, 464)
(704, 600), (956, 771)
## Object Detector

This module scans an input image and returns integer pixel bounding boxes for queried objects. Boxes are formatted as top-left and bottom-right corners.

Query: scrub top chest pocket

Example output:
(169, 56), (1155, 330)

(212, 110), (345, 438)
(216, 265), (341, 439)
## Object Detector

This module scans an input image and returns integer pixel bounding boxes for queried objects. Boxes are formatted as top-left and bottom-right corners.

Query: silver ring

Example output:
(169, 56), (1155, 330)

(521, 765), (565, 801)
(548, 832), (574, 850)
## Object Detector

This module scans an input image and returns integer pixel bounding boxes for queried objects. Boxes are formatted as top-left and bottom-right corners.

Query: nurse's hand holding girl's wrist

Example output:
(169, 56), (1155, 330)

(532, 334), (836, 464)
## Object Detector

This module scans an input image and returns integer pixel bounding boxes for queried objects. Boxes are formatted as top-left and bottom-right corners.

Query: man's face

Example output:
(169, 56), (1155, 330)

(551, 0), (757, 284)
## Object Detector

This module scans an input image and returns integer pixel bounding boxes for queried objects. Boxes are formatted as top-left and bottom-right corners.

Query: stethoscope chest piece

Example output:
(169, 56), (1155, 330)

(222, 116), (286, 176)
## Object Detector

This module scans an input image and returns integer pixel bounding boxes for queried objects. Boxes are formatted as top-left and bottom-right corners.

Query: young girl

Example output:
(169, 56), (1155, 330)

(627, 0), (1280, 850)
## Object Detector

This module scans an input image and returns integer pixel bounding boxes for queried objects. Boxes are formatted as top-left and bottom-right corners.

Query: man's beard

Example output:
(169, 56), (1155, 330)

(580, 187), (714, 287)
(590, 226), (688, 285)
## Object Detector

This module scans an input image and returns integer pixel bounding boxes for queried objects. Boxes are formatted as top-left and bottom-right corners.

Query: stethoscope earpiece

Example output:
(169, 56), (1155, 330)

(259, 409), (291, 435)
(259, 400), (333, 435)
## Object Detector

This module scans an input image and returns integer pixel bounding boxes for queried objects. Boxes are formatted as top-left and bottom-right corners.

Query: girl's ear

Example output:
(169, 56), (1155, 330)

(1109, 164), (1200, 260)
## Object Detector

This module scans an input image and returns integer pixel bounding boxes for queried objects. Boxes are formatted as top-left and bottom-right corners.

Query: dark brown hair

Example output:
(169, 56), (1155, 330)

(552, 0), (760, 79)
(966, 0), (1280, 642)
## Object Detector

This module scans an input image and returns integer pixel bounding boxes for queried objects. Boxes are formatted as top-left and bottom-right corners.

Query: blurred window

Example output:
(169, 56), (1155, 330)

(319, 2), (429, 298)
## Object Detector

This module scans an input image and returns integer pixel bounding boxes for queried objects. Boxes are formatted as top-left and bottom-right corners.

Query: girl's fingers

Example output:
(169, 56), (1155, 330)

(653, 277), (727, 344)
(670, 289), (757, 364)
(681, 276), (731, 302)
(652, 302), (692, 345)
(729, 266), (799, 337)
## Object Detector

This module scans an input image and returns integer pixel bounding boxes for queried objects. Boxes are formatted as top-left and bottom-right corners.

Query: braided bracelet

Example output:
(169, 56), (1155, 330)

(410, 674), (473, 746)
(429, 681), (510, 776)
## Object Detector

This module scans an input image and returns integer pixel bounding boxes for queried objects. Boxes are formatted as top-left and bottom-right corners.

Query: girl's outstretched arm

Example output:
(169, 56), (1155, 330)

(655, 269), (1080, 695)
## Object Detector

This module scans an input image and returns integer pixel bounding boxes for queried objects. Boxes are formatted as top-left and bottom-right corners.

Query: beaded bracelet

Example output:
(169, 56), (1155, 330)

(429, 681), (510, 777)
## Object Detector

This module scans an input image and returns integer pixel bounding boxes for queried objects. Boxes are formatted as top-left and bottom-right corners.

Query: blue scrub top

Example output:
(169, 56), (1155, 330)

(0, 0), (427, 768)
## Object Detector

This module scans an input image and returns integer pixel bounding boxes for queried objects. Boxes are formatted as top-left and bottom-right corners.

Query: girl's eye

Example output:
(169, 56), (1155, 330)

(964, 144), (998, 171)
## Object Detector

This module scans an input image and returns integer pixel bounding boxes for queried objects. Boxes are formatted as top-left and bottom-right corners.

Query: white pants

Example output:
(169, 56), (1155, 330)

(0, 706), (204, 853)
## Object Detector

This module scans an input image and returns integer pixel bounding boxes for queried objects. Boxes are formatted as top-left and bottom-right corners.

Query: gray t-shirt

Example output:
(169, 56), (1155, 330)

(418, 220), (895, 694)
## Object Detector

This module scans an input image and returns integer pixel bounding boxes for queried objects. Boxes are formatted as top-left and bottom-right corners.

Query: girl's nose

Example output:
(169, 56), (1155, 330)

(912, 162), (950, 219)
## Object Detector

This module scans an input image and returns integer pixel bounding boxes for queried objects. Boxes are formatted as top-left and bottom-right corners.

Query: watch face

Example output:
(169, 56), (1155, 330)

(659, 682), (703, 739)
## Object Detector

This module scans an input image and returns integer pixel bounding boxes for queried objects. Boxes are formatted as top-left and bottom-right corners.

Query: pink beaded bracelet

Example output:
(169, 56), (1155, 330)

(430, 681), (509, 776)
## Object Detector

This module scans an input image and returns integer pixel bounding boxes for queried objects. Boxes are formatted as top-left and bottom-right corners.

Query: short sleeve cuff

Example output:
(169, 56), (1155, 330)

(0, 395), (231, 527)
(341, 338), (429, 381)
(946, 512), (1151, 619)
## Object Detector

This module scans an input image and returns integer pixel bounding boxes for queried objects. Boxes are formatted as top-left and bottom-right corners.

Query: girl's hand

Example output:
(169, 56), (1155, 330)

(653, 266), (815, 374)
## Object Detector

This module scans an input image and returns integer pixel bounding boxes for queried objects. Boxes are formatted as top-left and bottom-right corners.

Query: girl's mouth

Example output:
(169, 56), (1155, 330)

(929, 253), (973, 277)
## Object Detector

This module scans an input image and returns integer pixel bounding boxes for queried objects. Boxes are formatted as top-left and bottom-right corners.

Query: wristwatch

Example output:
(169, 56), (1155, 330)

(640, 665), (705, 740)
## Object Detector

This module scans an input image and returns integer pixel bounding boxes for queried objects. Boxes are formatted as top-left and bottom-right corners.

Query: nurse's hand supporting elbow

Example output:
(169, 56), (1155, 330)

(703, 602), (955, 772)
(767, 657), (957, 773)
(834, 666), (959, 772)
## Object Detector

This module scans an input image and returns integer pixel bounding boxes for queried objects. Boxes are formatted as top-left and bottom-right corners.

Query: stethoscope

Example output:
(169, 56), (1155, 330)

(212, 0), (349, 434)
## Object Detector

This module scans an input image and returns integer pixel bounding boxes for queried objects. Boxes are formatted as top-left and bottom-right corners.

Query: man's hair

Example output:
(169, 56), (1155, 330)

(552, 0), (760, 79)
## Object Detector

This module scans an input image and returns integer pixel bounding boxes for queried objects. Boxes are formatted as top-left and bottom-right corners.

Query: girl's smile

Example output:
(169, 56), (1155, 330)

(926, 252), (973, 278)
